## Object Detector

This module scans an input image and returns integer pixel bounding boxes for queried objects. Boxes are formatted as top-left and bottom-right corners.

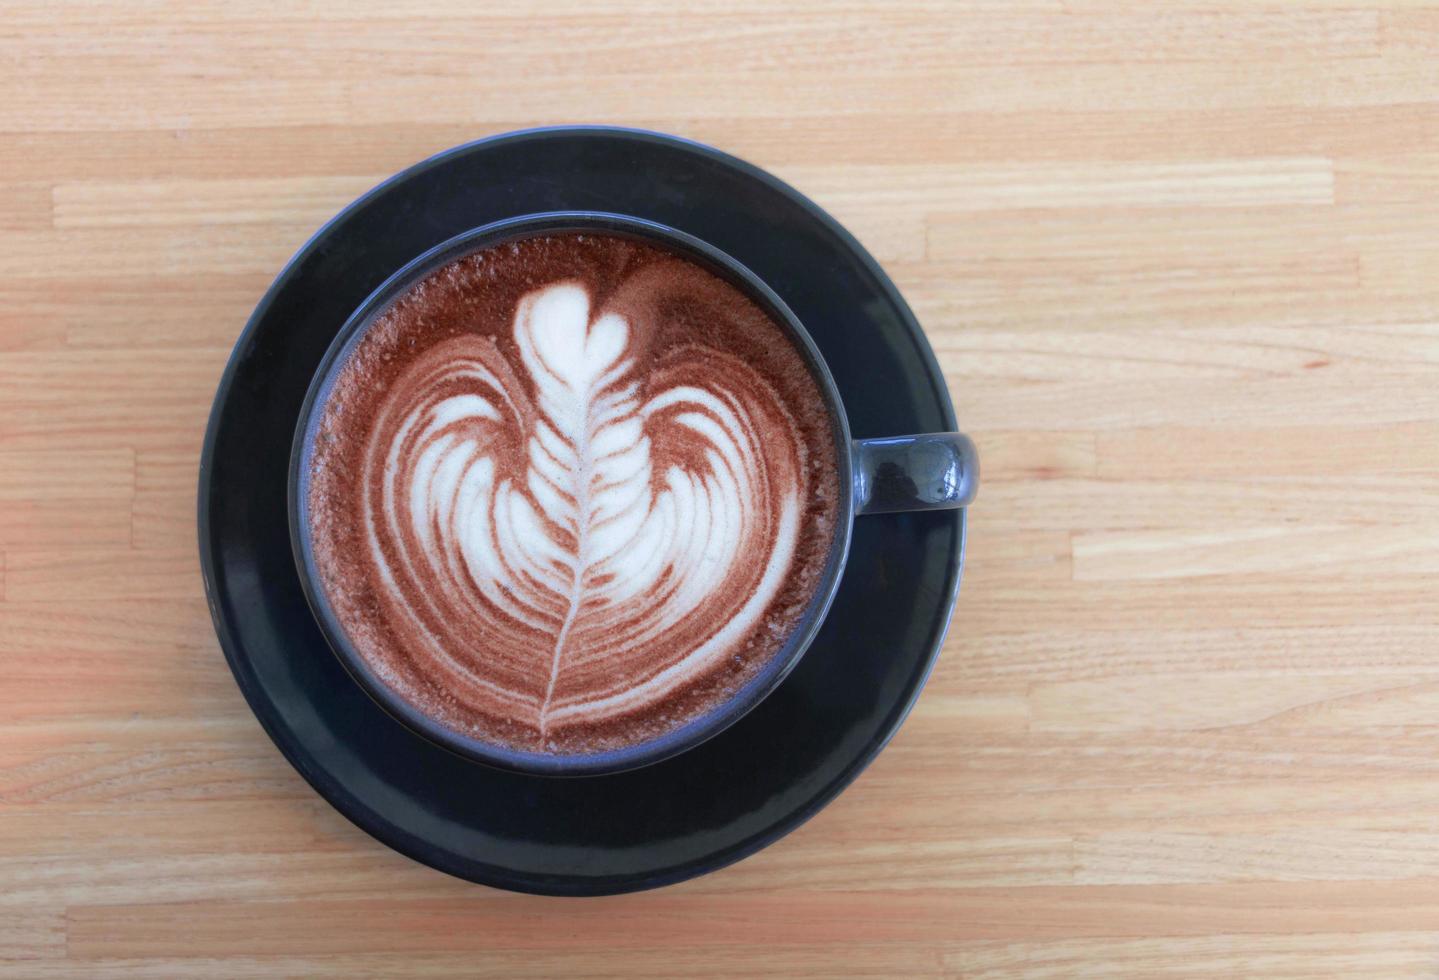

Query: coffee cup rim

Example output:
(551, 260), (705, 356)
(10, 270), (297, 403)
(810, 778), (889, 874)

(288, 211), (857, 778)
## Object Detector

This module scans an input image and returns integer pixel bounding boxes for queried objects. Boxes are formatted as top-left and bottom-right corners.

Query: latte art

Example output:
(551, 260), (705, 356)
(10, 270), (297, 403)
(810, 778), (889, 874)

(306, 234), (838, 754)
(368, 281), (802, 737)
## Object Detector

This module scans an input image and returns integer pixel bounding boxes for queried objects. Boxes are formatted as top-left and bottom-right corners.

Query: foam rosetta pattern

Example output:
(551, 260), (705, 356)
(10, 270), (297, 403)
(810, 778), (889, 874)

(355, 279), (806, 746)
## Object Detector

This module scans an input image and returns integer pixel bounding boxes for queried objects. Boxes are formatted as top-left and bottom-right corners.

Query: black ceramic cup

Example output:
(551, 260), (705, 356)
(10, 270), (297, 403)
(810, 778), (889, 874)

(289, 211), (977, 777)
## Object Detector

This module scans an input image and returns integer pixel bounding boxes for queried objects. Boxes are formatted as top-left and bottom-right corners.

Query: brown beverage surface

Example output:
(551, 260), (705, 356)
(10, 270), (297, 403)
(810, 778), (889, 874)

(306, 232), (840, 755)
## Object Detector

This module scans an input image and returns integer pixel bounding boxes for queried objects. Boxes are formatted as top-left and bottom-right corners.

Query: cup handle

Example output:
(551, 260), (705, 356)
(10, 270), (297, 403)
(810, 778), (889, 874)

(852, 433), (979, 516)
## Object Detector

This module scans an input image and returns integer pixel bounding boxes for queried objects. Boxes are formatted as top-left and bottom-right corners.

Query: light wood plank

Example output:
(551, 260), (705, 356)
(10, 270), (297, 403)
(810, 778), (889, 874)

(0, 183), (55, 232)
(941, 625), (1439, 686)
(979, 431), (1097, 482)
(63, 882), (1439, 959)
(957, 576), (1439, 633)
(0, 347), (223, 452)
(12, 946), (946, 979)
(53, 176), (383, 229)
(1028, 673), (1439, 732)
(5, 52), (1436, 132)
(130, 448), (200, 550)
(0, 908), (65, 960)
(4, 549), (200, 602)
(956, 375), (1439, 432)
(981, 479), (1439, 533)
(0, 450), (133, 500)
(0, 730), (305, 806)
(0, 500), (132, 549)
(0, 314), (68, 352)
(939, 324), (1439, 380)
(4, 106), (1439, 182)
(944, 933), (1439, 979)
(0, 227), (313, 279)
(1074, 830), (1439, 885)
(1071, 524), (1439, 582)
(0, 274), (268, 350)
(1097, 422), (1439, 480)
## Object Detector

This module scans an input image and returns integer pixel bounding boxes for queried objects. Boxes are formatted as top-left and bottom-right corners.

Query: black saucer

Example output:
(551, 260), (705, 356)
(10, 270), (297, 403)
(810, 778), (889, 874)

(199, 127), (966, 896)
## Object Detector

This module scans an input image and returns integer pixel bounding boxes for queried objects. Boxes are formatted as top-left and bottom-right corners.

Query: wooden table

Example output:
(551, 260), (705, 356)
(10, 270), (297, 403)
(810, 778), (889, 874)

(4, 2), (1439, 976)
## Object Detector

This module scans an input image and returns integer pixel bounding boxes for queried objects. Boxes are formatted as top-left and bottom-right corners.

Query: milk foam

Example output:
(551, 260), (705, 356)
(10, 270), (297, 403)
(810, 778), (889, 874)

(359, 280), (802, 739)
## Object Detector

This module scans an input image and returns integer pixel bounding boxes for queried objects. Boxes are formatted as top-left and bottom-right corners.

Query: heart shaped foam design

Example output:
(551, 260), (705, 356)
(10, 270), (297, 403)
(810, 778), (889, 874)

(359, 279), (807, 745)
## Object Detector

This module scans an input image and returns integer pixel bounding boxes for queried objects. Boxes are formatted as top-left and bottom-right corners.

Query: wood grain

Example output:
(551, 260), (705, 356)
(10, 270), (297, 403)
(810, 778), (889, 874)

(3, 1), (1439, 976)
